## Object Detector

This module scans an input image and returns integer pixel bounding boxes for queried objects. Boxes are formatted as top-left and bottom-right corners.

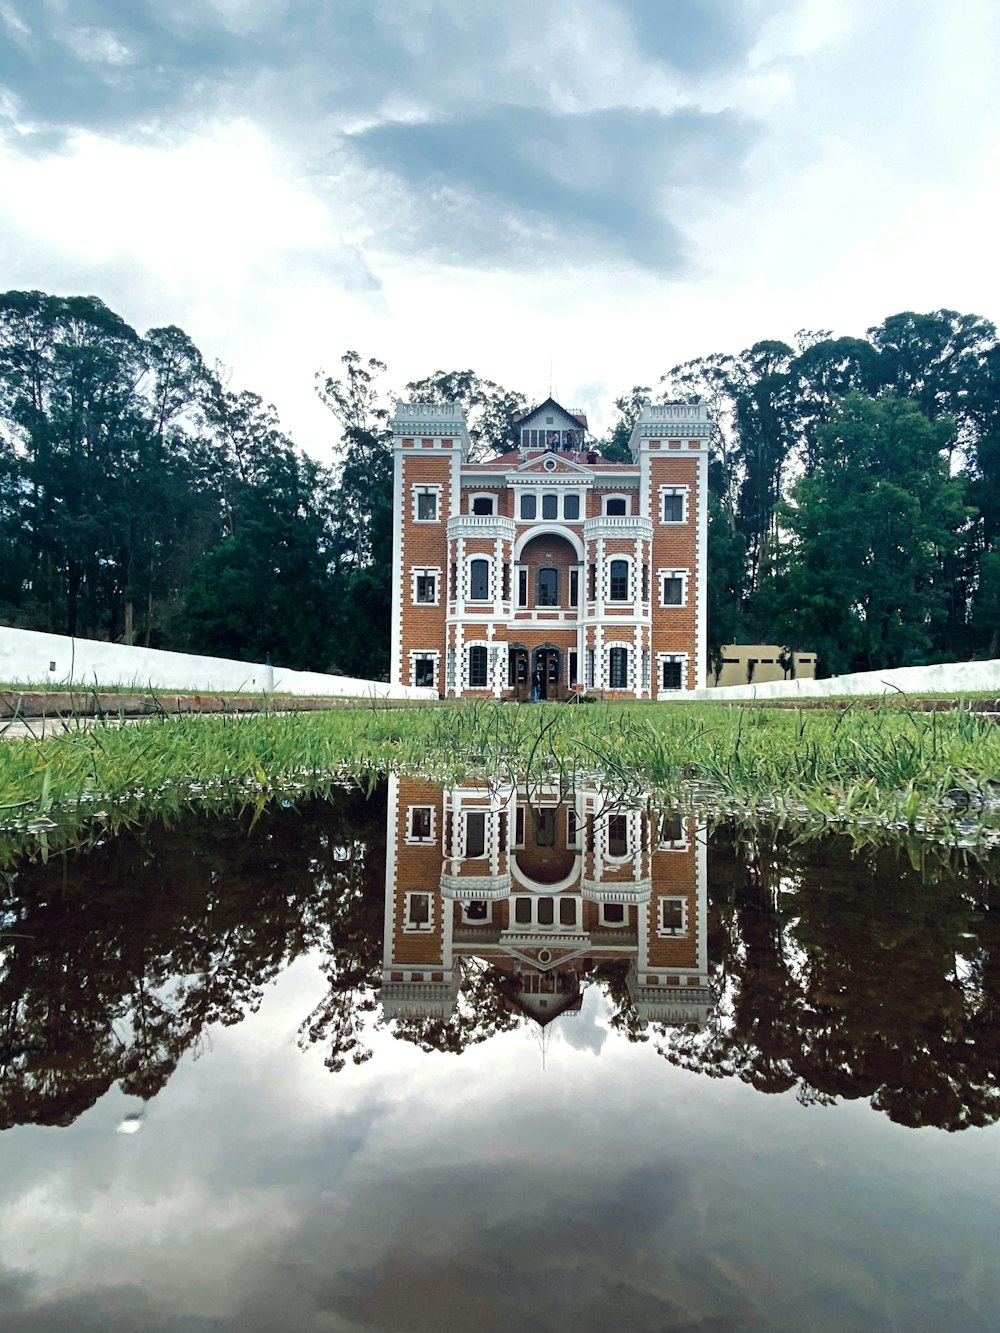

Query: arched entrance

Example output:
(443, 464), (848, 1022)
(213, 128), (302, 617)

(532, 645), (561, 700)
(508, 644), (530, 700)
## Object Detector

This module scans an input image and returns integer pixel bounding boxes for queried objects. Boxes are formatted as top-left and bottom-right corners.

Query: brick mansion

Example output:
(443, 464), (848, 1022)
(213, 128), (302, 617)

(389, 395), (709, 699)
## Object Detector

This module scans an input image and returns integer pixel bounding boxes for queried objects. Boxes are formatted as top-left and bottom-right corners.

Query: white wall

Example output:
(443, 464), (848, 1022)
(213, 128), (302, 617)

(0, 626), (437, 701)
(689, 659), (1000, 701)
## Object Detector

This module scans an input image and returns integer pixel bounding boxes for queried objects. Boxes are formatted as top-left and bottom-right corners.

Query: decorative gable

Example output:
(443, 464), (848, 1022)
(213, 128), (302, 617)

(515, 396), (588, 451)
(507, 452), (594, 485)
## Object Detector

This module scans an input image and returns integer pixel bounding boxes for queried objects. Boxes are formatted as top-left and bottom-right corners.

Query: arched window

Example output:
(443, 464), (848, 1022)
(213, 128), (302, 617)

(609, 559), (629, 601)
(472, 495), (494, 515)
(537, 567), (559, 606)
(542, 493), (558, 519)
(469, 559), (489, 600)
(605, 496), (628, 516)
(468, 644), (488, 686)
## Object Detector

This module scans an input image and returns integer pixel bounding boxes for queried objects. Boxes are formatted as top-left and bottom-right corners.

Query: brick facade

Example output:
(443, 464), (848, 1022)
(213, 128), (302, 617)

(389, 398), (710, 698)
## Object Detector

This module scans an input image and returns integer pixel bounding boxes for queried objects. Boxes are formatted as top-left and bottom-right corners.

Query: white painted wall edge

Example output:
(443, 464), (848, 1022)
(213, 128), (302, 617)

(0, 626), (437, 701)
(688, 659), (1000, 702)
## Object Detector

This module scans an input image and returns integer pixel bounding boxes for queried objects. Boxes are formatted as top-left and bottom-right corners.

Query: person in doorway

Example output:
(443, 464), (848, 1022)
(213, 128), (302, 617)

(531, 667), (542, 702)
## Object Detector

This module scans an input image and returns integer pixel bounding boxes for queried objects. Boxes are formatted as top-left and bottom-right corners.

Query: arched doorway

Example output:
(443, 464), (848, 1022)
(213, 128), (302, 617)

(532, 645), (561, 700)
(508, 644), (529, 700)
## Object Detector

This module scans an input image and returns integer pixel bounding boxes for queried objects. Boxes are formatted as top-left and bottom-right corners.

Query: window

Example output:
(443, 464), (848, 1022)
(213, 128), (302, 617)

(588, 564), (596, 600)
(542, 493), (558, 520)
(521, 493), (537, 520)
(515, 897), (532, 924)
(414, 655), (435, 689)
(465, 810), (487, 858)
(569, 650), (578, 685)
(609, 560), (629, 601)
(537, 567), (559, 606)
(564, 494), (580, 521)
(408, 806), (434, 842)
(659, 897), (687, 936)
(472, 495), (494, 515)
(570, 570), (579, 606)
(586, 649), (595, 689)
(469, 558), (489, 600)
(661, 488), (687, 523)
(518, 569), (528, 607)
(661, 658), (683, 690)
(567, 807), (580, 846)
(415, 487), (438, 521)
(605, 496), (628, 516)
(515, 806), (525, 846)
(534, 808), (556, 847)
(601, 903), (626, 926)
(609, 646), (628, 689)
(414, 571), (437, 604)
(661, 574), (684, 606)
(559, 898), (577, 926)
(537, 897), (554, 926)
(661, 814), (685, 846)
(405, 892), (432, 931)
(468, 644), (488, 687)
(462, 900), (491, 923)
(608, 813), (628, 857)
(502, 565), (510, 600)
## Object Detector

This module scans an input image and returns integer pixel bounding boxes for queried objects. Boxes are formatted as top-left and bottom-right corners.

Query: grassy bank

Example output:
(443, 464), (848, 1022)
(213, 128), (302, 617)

(2, 699), (999, 848)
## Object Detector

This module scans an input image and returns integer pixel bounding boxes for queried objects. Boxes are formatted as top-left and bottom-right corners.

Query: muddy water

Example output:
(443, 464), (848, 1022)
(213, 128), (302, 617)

(0, 778), (998, 1331)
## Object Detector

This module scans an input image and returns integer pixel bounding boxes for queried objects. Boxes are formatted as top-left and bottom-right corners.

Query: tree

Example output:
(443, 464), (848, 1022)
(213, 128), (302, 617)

(771, 394), (966, 674)
(404, 368), (527, 459)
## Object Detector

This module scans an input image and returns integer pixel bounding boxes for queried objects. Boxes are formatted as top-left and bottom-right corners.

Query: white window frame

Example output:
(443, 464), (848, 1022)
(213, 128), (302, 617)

(466, 641), (490, 689)
(461, 900), (493, 925)
(563, 491), (583, 522)
(658, 568), (689, 608)
(606, 641), (631, 691)
(463, 808), (490, 859)
(411, 566), (442, 606)
(405, 804), (437, 844)
(658, 813), (689, 851)
(659, 485), (689, 525)
(605, 555), (632, 603)
(602, 492), (632, 517)
(657, 652), (689, 694)
(599, 902), (629, 928)
(413, 484), (441, 523)
(408, 649), (440, 691)
(468, 492), (496, 515)
(465, 554), (492, 602)
(658, 896), (688, 937)
(404, 891), (434, 932)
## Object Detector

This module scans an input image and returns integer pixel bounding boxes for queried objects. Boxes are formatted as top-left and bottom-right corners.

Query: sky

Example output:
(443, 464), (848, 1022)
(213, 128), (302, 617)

(2, 0), (999, 458)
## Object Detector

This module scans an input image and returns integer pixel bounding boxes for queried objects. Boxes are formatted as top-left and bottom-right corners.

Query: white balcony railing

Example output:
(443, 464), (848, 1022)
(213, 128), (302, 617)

(583, 516), (653, 540)
(447, 515), (517, 538)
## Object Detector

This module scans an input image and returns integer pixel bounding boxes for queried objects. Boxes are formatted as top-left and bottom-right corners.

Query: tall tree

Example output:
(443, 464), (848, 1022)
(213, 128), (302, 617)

(404, 368), (527, 459)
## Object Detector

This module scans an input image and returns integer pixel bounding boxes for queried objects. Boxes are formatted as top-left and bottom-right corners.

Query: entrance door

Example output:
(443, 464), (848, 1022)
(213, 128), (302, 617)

(508, 646), (529, 699)
(532, 647), (561, 700)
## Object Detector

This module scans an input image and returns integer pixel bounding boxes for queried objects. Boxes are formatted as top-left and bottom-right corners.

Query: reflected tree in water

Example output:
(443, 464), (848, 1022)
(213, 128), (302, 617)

(656, 829), (1000, 1130)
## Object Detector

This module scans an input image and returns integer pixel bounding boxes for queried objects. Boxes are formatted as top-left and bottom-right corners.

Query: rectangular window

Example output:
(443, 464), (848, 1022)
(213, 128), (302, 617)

(414, 655), (435, 689)
(589, 565), (596, 600)
(405, 892), (432, 931)
(564, 494), (580, 521)
(535, 809), (556, 847)
(468, 644), (488, 687)
(605, 497), (628, 516)
(463, 900), (491, 923)
(662, 659), (683, 690)
(537, 897), (554, 926)
(446, 648), (456, 689)
(662, 576), (684, 606)
(409, 806), (433, 840)
(559, 898), (577, 926)
(569, 650), (578, 685)
(567, 807), (579, 845)
(602, 903), (625, 925)
(609, 560), (629, 601)
(465, 810), (486, 857)
(609, 647), (628, 689)
(415, 572), (436, 603)
(502, 565), (510, 600)
(608, 813), (628, 857)
(542, 493), (558, 520)
(515, 806), (525, 846)
(662, 489), (686, 523)
(472, 495), (494, 515)
(659, 898), (687, 936)
(586, 649), (595, 688)
(661, 814), (684, 845)
(518, 569), (528, 606)
(415, 488), (438, 521)
(520, 493), (537, 520)
(570, 569), (579, 606)
(515, 896), (531, 924)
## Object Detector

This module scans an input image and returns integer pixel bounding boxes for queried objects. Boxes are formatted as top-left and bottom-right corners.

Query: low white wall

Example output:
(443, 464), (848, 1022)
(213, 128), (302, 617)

(0, 626), (436, 701)
(693, 658), (1000, 702)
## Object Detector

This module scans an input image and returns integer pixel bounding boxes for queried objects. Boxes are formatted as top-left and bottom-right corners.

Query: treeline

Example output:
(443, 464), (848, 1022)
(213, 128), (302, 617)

(2, 290), (999, 677)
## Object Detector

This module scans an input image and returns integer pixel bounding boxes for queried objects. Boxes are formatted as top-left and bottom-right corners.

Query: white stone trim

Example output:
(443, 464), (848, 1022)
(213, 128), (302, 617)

(405, 803), (437, 844)
(657, 896), (688, 938)
(602, 491), (632, 516)
(659, 484), (689, 524)
(605, 639), (632, 691)
(656, 651), (690, 695)
(403, 890), (435, 932)
(467, 491), (497, 514)
(604, 553), (633, 604)
(657, 567), (689, 608)
(412, 483), (442, 523)
(408, 648), (440, 691)
(410, 565), (442, 606)
(463, 552), (493, 604)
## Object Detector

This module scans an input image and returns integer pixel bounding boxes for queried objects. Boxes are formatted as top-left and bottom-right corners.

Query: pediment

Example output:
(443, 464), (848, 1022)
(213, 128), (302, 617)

(508, 453), (593, 483)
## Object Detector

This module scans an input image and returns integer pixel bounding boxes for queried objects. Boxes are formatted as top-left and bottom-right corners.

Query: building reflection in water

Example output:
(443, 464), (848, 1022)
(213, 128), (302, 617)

(380, 776), (711, 1033)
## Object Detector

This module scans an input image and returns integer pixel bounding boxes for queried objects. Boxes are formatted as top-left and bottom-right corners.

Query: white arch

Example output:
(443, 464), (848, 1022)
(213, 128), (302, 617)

(513, 524), (585, 562)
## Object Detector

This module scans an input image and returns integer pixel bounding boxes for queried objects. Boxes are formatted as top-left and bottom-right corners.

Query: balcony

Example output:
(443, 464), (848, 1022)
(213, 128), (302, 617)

(583, 516), (653, 541)
(447, 515), (517, 540)
(439, 871), (512, 901)
(581, 878), (652, 905)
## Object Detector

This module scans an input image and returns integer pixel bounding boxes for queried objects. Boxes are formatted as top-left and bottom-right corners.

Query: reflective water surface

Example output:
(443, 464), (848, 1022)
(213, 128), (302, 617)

(1, 778), (999, 1331)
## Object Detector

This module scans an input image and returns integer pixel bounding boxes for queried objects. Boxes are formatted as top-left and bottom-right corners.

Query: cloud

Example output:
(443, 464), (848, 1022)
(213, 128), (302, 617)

(351, 103), (756, 271)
